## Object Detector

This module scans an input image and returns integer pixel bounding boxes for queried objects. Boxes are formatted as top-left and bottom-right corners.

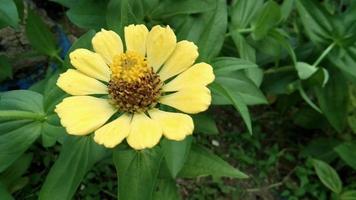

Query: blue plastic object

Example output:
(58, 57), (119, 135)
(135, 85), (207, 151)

(0, 26), (71, 91)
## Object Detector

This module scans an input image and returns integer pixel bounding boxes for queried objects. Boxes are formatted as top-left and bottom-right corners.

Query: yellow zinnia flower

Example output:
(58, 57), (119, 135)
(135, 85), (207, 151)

(55, 24), (215, 150)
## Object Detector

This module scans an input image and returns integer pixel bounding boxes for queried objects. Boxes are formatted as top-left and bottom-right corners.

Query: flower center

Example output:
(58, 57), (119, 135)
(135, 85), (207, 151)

(108, 51), (162, 113)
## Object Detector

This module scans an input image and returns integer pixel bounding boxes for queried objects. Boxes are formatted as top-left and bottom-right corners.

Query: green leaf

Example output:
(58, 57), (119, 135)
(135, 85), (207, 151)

(179, 144), (248, 178)
(312, 158), (342, 194)
(334, 142), (356, 170)
(281, 0), (294, 21)
(196, 0), (227, 61)
(107, 0), (144, 35)
(340, 190), (356, 200)
(303, 138), (339, 162)
(193, 113), (218, 135)
(296, 62), (318, 80)
(230, 0), (263, 29)
(153, 179), (180, 200)
(314, 70), (348, 132)
(0, 181), (13, 200)
(0, 55), (12, 82)
(251, 0), (281, 40)
(212, 82), (252, 134)
(230, 32), (256, 62)
(212, 72), (267, 106)
(151, 0), (215, 19)
(64, 30), (96, 68)
(39, 136), (107, 200)
(113, 147), (163, 200)
(0, 153), (32, 193)
(0, 90), (45, 172)
(212, 57), (258, 75)
(26, 10), (58, 58)
(161, 137), (192, 178)
(296, 0), (334, 45)
(66, 0), (109, 30)
(0, 0), (19, 28)
(328, 45), (356, 79)
(30, 73), (67, 146)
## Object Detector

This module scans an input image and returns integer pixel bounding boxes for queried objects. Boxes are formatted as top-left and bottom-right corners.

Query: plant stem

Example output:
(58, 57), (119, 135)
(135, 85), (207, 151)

(225, 27), (254, 37)
(312, 42), (336, 67)
(0, 110), (45, 121)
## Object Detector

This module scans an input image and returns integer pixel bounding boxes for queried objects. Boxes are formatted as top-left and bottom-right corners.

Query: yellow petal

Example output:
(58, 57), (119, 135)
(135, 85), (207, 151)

(69, 48), (111, 82)
(92, 29), (123, 65)
(94, 114), (132, 148)
(158, 40), (198, 81)
(126, 113), (162, 150)
(159, 87), (211, 114)
(57, 69), (108, 95)
(146, 25), (176, 72)
(149, 109), (193, 141)
(55, 96), (117, 135)
(124, 24), (149, 57)
(163, 63), (215, 92)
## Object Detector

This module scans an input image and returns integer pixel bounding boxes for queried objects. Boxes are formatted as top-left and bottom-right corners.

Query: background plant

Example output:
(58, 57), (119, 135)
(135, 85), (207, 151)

(0, 0), (356, 199)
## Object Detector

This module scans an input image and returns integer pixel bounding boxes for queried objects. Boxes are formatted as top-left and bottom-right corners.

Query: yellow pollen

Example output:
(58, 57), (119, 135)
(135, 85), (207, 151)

(110, 51), (150, 83)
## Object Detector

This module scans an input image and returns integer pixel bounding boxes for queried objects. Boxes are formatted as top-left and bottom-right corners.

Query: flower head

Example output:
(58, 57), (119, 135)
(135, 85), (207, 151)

(55, 24), (215, 150)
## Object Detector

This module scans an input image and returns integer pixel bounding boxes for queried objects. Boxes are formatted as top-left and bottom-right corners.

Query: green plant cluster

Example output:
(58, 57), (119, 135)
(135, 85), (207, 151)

(0, 0), (356, 199)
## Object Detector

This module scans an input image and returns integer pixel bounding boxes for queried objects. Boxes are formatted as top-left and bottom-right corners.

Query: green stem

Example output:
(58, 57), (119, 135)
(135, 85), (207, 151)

(225, 27), (254, 37)
(0, 110), (45, 121)
(238, 27), (254, 34)
(312, 42), (336, 67)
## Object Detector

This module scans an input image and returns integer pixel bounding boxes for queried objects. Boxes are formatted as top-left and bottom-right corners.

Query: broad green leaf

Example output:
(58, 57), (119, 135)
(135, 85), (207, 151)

(193, 113), (218, 135)
(151, 0), (215, 19)
(39, 136), (107, 200)
(196, 0), (227, 61)
(329, 45), (356, 79)
(213, 72), (267, 106)
(113, 147), (163, 200)
(0, 0), (19, 28)
(312, 158), (342, 194)
(251, 0), (281, 40)
(230, 32), (256, 62)
(0, 153), (32, 193)
(161, 137), (192, 178)
(66, 0), (109, 30)
(212, 57), (258, 75)
(281, 0), (294, 21)
(0, 181), (13, 200)
(334, 142), (356, 170)
(340, 190), (356, 200)
(303, 138), (339, 162)
(230, 0), (263, 29)
(296, 62), (318, 80)
(0, 90), (44, 172)
(30, 73), (67, 146)
(153, 179), (180, 200)
(179, 144), (248, 179)
(0, 55), (12, 82)
(107, 0), (144, 35)
(314, 70), (348, 132)
(245, 68), (263, 87)
(26, 10), (58, 58)
(296, 0), (334, 45)
(211, 81), (252, 134)
(64, 30), (96, 68)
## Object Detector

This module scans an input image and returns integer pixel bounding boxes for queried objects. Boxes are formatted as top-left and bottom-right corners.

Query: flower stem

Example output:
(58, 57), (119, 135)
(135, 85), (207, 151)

(0, 110), (45, 121)
(312, 42), (336, 67)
